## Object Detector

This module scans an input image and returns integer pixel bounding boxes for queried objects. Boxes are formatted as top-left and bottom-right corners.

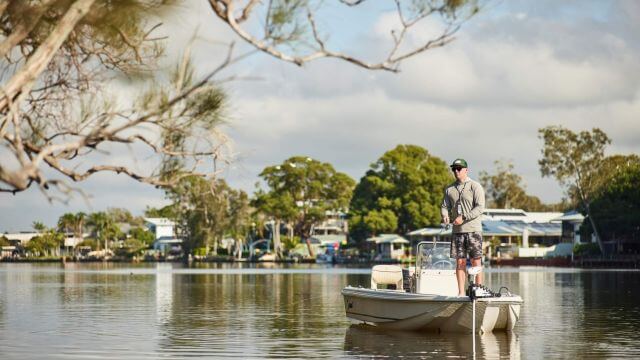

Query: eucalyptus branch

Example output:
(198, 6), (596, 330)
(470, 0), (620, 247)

(0, 0), (97, 113)
(209, 0), (479, 72)
(1, 39), (240, 196)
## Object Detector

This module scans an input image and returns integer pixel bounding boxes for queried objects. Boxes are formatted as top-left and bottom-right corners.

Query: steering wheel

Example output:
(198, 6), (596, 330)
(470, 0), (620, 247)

(432, 259), (453, 269)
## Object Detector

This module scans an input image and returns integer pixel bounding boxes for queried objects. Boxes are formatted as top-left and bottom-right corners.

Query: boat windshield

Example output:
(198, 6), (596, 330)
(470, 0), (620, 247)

(416, 241), (455, 271)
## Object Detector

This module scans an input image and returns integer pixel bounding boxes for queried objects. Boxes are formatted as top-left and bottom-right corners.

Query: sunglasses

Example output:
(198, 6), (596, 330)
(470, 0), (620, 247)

(452, 167), (465, 172)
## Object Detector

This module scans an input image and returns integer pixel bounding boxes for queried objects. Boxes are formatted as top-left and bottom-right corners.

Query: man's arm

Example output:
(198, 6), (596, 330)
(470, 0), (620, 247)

(465, 183), (485, 221)
(441, 188), (451, 224)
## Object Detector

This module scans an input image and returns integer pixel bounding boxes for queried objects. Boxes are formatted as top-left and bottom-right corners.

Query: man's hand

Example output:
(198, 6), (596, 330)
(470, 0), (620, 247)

(453, 216), (463, 225)
(442, 215), (450, 225)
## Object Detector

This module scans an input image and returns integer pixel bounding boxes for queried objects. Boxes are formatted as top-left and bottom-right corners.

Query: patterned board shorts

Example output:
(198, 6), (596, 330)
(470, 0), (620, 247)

(450, 232), (483, 259)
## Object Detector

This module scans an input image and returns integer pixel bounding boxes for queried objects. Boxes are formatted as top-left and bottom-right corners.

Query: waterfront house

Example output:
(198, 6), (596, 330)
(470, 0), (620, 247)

(3, 232), (39, 247)
(554, 211), (585, 245)
(309, 210), (348, 247)
(407, 208), (579, 259)
(144, 218), (182, 254)
(366, 234), (410, 261)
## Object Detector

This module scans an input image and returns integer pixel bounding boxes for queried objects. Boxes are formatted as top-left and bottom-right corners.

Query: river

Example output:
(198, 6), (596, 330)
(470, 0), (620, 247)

(0, 263), (639, 359)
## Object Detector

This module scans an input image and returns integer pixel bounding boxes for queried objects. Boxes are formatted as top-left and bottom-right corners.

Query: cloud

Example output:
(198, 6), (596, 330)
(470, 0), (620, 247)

(225, 81), (640, 203)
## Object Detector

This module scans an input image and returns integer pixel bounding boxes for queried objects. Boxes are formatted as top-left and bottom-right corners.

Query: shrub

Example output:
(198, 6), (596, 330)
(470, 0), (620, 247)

(281, 236), (301, 250)
(574, 243), (601, 256)
(193, 247), (208, 256)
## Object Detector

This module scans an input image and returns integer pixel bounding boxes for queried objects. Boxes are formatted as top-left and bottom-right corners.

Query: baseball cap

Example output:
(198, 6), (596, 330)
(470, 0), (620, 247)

(450, 158), (468, 168)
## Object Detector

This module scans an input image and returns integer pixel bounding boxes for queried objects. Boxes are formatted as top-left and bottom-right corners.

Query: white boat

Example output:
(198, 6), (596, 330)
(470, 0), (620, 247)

(341, 241), (523, 333)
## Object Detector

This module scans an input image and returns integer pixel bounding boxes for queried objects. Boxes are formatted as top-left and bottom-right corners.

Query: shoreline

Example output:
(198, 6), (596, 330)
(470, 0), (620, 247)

(2, 256), (639, 269)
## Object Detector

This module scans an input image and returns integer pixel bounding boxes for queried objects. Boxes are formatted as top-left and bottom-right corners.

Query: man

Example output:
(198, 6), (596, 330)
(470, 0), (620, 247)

(441, 158), (485, 297)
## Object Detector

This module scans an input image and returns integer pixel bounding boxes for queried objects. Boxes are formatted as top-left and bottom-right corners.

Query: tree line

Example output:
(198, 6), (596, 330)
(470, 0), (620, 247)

(9, 126), (634, 258)
(1, 208), (155, 258)
(148, 126), (639, 257)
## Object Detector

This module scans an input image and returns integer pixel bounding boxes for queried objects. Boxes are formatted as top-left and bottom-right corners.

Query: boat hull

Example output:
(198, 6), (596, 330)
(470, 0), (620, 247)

(341, 287), (522, 333)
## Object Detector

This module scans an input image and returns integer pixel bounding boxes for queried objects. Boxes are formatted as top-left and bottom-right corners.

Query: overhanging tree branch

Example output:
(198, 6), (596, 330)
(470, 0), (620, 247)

(208, 0), (480, 72)
(0, 0), (97, 113)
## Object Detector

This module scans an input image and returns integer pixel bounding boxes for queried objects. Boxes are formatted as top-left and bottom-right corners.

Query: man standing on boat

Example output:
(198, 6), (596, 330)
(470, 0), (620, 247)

(441, 158), (486, 297)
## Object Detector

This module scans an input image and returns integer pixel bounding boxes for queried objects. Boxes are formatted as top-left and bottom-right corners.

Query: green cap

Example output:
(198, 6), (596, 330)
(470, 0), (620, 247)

(450, 158), (468, 168)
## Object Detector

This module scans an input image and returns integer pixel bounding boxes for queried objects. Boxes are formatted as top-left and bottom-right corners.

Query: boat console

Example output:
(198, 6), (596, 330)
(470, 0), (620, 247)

(415, 241), (459, 296)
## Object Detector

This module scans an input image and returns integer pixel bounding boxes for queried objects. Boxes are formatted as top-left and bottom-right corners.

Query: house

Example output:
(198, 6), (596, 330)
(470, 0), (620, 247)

(2, 232), (39, 246)
(482, 208), (563, 223)
(144, 218), (175, 239)
(144, 218), (182, 254)
(553, 210), (585, 244)
(407, 208), (583, 259)
(309, 210), (348, 247)
(366, 234), (410, 261)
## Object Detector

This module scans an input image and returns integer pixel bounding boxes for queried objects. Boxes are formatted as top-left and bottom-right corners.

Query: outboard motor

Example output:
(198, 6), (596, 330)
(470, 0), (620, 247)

(466, 266), (500, 300)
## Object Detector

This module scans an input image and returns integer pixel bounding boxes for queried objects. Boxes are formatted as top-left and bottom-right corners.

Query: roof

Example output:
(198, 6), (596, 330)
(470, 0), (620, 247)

(553, 210), (585, 222)
(366, 234), (410, 244)
(483, 208), (527, 217)
(409, 220), (561, 238)
(482, 220), (561, 237)
(482, 208), (563, 224)
(524, 212), (564, 223)
(2, 232), (39, 241)
(144, 218), (175, 226)
(407, 227), (452, 236)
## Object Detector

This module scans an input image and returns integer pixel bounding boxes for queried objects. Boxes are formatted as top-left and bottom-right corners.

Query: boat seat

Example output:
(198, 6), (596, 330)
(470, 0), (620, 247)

(371, 265), (403, 290)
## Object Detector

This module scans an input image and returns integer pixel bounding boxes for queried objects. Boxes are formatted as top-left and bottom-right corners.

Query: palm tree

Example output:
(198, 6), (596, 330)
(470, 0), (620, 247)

(57, 213), (76, 256)
(57, 212), (87, 255)
(57, 213), (76, 234)
(73, 212), (87, 255)
(87, 212), (109, 251)
(32, 221), (46, 233)
(74, 212), (86, 242)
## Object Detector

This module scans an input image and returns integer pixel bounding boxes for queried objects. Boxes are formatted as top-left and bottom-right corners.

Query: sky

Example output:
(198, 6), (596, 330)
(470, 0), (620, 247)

(1, 0), (639, 232)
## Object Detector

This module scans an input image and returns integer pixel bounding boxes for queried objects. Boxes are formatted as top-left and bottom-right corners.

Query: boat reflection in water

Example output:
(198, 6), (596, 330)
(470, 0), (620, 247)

(344, 325), (521, 359)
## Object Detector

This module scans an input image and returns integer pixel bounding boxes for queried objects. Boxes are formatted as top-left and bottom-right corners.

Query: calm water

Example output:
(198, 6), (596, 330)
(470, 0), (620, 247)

(0, 263), (639, 359)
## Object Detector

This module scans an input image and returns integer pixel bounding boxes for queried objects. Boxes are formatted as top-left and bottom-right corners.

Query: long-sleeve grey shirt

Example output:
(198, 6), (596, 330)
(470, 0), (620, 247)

(440, 178), (485, 233)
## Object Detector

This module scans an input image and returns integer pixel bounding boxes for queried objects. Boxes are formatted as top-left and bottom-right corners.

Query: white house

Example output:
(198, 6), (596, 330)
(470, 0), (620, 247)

(482, 208), (563, 224)
(144, 218), (175, 239)
(144, 218), (182, 253)
(367, 234), (410, 261)
(408, 208), (584, 259)
(3, 232), (39, 246)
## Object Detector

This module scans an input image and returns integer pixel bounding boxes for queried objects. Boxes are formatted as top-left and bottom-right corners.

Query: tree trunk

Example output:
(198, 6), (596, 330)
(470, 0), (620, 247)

(236, 238), (243, 260)
(584, 202), (605, 255)
(306, 238), (315, 258)
(274, 220), (282, 259)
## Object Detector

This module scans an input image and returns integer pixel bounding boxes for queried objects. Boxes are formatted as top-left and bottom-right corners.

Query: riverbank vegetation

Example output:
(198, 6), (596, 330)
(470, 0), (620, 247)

(4, 127), (638, 260)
